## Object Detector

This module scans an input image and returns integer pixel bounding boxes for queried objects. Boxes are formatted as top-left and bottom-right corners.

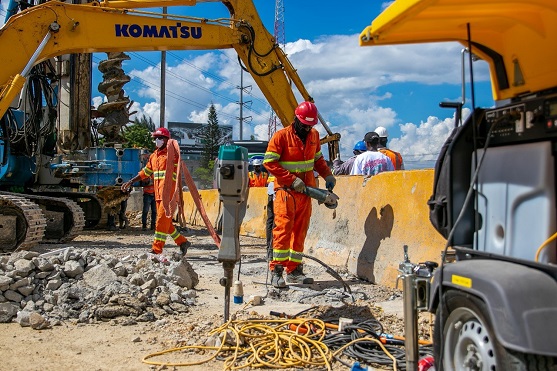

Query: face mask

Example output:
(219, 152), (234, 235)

(155, 138), (165, 148)
(294, 119), (311, 142)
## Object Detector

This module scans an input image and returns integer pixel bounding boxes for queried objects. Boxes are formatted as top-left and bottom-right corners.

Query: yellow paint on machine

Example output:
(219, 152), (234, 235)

(181, 169), (447, 288)
(451, 275), (473, 289)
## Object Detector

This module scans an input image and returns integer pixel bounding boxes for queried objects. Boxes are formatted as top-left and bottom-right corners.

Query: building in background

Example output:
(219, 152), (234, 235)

(168, 121), (232, 188)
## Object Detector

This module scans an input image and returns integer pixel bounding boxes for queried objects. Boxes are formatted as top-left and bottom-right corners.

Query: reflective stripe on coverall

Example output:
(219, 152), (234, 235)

(138, 146), (186, 253)
(263, 125), (332, 274)
(152, 200), (187, 253)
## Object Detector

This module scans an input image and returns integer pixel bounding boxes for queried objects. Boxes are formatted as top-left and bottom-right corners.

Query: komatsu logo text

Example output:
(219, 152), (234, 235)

(115, 23), (202, 39)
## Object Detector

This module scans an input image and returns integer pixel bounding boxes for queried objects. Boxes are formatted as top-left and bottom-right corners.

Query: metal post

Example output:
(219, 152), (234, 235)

(403, 274), (419, 371)
(397, 245), (420, 371)
(160, 7), (167, 128)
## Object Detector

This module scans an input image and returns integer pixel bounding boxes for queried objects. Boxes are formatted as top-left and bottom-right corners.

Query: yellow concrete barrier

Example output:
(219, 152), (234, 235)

(182, 169), (447, 287)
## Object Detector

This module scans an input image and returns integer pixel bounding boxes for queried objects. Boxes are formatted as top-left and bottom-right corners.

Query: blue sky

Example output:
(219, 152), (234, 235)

(2, 0), (495, 168)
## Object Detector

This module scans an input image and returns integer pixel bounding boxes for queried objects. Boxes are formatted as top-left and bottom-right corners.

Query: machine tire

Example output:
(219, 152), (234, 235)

(434, 290), (556, 371)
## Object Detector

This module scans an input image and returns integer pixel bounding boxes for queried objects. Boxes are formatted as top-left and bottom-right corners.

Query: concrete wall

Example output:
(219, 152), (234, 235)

(181, 169), (447, 287)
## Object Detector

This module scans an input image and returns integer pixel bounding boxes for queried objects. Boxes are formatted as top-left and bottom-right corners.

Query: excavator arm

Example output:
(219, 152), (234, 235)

(0, 0), (340, 158)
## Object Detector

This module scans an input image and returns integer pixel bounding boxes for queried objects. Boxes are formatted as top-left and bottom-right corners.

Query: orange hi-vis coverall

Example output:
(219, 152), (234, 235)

(263, 125), (332, 274)
(248, 171), (269, 187)
(138, 146), (187, 254)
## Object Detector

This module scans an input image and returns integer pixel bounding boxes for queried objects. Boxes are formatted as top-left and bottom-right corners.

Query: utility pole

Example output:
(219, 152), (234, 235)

(160, 6), (167, 129)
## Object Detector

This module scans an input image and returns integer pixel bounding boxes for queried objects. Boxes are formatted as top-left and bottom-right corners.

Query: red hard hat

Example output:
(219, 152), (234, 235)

(152, 127), (170, 138)
(295, 102), (318, 126)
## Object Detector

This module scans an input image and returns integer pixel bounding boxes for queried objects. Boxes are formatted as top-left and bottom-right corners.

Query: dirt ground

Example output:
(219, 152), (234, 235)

(0, 213), (433, 370)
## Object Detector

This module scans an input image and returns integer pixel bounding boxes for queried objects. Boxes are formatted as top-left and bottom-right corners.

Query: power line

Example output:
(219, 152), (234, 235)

(128, 51), (270, 121)
(93, 54), (238, 121)
(129, 52), (237, 105)
(130, 72), (239, 121)
(166, 50), (271, 107)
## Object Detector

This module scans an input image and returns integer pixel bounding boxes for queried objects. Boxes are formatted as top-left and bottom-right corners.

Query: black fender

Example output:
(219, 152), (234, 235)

(429, 259), (557, 357)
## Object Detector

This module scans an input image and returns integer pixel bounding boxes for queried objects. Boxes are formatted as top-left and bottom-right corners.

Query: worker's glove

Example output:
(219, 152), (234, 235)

(121, 181), (132, 193)
(291, 178), (306, 193)
(325, 175), (336, 191)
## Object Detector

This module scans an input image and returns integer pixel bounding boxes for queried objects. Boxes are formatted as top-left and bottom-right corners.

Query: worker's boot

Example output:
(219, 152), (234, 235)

(119, 215), (129, 229)
(271, 264), (286, 288)
(107, 215), (117, 231)
(180, 240), (191, 256)
(286, 264), (314, 284)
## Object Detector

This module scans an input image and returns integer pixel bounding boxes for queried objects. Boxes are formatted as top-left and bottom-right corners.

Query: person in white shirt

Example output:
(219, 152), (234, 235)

(350, 131), (394, 176)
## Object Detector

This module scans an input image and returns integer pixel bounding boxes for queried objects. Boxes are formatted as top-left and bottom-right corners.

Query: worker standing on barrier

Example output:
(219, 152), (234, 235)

(121, 127), (191, 256)
(264, 101), (336, 288)
(248, 158), (269, 187)
(350, 132), (394, 176)
(374, 126), (404, 170)
(332, 140), (367, 175)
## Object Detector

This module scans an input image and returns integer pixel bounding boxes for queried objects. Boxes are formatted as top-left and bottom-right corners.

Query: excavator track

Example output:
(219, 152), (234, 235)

(0, 194), (47, 253)
(33, 191), (108, 229)
(24, 194), (85, 243)
(0, 192), (85, 246)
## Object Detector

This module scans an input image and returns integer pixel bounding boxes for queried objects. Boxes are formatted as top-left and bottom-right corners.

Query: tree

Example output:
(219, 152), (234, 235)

(200, 104), (222, 168)
(193, 159), (216, 189)
(122, 114), (156, 150)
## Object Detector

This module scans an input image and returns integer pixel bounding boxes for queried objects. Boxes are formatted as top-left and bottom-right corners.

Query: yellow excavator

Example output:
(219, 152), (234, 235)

(361, 1), (557, 369)
(0, 0), (340, 251)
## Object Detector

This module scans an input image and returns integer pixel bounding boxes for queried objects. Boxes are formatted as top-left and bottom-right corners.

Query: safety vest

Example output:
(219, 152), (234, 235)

(379, 148), (404, 170)
(138, 147), (178, 201)
(248, 171), (269, 187)
(142, 178), (155, 194)
(263, 125), (332, 189)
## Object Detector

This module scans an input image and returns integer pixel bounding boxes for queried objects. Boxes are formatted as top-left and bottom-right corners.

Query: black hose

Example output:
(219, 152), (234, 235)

(299, 251), (352, 295)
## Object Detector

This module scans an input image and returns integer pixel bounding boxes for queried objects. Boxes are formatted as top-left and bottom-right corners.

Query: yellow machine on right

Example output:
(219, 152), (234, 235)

(361, 1), (557, 370)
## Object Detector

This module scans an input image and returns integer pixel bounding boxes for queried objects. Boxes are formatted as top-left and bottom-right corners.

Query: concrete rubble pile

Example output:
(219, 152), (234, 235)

(0, 248), (199, 329)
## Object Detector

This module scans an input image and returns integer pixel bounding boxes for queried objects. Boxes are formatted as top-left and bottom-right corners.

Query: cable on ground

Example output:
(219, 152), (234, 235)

(323, 319), (434, 371)
(142, 311), (433, 370)
(142, 318), (336, 369)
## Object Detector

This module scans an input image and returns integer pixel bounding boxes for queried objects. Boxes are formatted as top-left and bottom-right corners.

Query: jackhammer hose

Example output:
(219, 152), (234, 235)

(298, 252), (352, 296)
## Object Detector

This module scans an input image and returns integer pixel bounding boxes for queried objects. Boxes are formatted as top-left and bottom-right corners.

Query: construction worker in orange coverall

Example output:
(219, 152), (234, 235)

(121, 127), (190, 256)
(248, 158), (269, 187)
(263, 101), (336, 288)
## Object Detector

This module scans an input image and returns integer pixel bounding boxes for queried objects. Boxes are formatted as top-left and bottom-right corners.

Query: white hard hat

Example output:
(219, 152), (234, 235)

(252, 158), (263, 166)
(374, 126), (388, 138)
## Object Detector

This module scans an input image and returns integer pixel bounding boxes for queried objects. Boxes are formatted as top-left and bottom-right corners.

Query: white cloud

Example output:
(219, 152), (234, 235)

(381, 2), (395, 10)
(90, 30), (491, 168)
(389, 108), (471, 168)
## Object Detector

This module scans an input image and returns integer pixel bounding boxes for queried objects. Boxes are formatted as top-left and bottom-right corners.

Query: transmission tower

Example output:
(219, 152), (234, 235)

(268, 0), (285, 140)
(237, 68), (252, 140)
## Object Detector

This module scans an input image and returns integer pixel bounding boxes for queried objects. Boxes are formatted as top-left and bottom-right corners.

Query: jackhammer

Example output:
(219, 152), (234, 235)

(215, 145), (248, 322)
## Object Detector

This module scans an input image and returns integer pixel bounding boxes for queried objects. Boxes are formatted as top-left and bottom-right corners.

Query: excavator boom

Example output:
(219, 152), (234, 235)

(0, 0), (339, 148)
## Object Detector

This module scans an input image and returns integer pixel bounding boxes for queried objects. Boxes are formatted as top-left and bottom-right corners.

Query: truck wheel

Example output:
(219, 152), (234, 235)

(434, 290), (554, 371)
